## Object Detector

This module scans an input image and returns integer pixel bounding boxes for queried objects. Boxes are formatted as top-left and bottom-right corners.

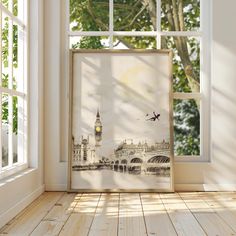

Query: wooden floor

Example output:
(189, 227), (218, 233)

(1, 192), (236, 236)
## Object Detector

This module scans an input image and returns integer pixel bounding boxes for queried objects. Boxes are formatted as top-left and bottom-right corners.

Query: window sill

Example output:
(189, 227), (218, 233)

(0, 163), (28, 180)
(174, 155), (211, 163)
(0, 167), (35, 187)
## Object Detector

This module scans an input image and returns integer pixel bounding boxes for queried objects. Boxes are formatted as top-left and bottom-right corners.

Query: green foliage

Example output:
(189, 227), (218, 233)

(70, 0), (109, 31)
(2, 147), (8, 167)
(2, 0), (8, 9)
(1, 93), (18, 134)
(72, 36), (105, 49)
(13, 96), (18, 134)
(1, 1), (19, 135)
(69, 0), (201, 156)
(113, 0), (154, 31)
(174, 99), (200, 155)
(161, 0), (200, 31)
(163, 36), (200, 92)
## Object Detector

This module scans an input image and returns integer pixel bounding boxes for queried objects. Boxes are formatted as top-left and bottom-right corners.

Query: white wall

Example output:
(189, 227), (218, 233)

(44, 0), (68, 190)
(174, 0), (236, 190)
(0, 0), (45, 228)
(44, 0), (236, 191)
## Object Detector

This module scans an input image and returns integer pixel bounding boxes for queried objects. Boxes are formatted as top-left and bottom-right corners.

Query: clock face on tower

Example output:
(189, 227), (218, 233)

(95, 126), (101, 132)
(94, 109), (102, 146)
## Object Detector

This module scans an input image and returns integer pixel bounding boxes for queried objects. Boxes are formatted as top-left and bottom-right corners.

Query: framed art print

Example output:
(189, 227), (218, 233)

(68, 49), (174, 192)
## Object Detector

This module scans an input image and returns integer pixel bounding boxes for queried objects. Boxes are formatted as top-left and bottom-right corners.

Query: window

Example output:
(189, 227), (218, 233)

(0, 0), (28, 178)
(66, 0), (211, 161)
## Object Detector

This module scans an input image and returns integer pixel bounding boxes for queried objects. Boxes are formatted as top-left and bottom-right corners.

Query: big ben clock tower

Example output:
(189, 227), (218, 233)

(94, 109), (102, 147)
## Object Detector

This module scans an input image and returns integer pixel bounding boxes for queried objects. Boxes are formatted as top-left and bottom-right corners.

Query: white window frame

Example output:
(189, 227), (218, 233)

(0, 0), (28, 179)
(64, 0), (211, 162)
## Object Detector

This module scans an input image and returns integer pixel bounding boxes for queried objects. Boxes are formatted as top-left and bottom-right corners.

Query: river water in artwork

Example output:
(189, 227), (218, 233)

(72, 169), (170, 190)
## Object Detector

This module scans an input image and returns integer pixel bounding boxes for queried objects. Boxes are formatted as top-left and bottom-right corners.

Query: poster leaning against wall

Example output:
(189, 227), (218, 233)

(68, 49), (174, 192)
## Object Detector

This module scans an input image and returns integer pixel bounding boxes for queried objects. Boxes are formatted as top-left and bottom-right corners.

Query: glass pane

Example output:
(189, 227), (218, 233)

(70, 0), (109, 31)
(13, 23), (19, 90)
(2, 93), (9, 167)
(69, 36), (109, 49)
(13, 0), (18, 16)
(114, 0), (156, 31)
(1, 14), (9, 88)
(161, 0), (200, 31)
(13, 96), (18, 163)
(1, 0), (8, 9)
(174, 99), (200, 156)
(161, 36), (200, 93)
(113, 37), (156, 49)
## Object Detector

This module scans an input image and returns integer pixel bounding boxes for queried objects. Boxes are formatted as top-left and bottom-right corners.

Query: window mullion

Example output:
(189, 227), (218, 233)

(156, 0), (161, 49)
(68, 31), (201, 37)
(8, 95), (13, 167)
(7, 0), (13, 168)
(109, 0), (113, 49)
(0, 0), (27, 177)
(0, 98), (1, 170)
(0, 7), (2, 171)
(173, 92), (202, 100)
(0, 4), (25, 29)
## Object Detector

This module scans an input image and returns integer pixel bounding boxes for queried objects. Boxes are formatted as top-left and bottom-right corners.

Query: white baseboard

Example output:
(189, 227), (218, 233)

(175, 184), (205, 191)
(45, 184), (67, 191)
(46, 183), (236, 192)
(0, 184), (45, 229)
(175, 183), (236, 192)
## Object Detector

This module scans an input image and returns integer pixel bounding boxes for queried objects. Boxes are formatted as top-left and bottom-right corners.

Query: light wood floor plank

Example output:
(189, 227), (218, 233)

(43, 193), (79, 222)
(88, 193), (119, 236)
(196, 192), (236, 232)
(58, 193), (101, 236)
(30, 221), (65, 236)
(0, 192), (64, 235)
(2, 192), (236, 236)
(141, 193), (177, 236)
(118, 193), (146, 236)
(0, 192), (51, 234)
(160, 193), (206, 236)
(200, 192), (236, 209)
(179, 192), (236, 236)
(29, 193), (81, 236)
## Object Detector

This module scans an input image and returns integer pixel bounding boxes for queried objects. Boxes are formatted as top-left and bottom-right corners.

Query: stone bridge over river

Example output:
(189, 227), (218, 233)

(109, 150), (170, 175)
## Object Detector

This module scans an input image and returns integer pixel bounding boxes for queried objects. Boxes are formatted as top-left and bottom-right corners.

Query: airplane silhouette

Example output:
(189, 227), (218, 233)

(146, 112), (160, 121)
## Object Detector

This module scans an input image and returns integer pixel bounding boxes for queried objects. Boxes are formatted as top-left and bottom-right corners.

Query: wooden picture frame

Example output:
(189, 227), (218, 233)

(68, 49), (174, 192)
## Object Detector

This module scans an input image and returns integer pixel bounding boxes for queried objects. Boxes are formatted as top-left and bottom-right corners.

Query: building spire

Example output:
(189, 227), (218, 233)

(96, 109), (100, 119)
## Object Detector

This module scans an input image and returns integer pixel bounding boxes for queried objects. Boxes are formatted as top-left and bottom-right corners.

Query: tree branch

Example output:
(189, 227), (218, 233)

(165, 0), (175, 30)
(141, 0), (156, 29)
(165, 0), (200, 108)
(87, 0), (108, 31)
(87, 0), (135, 49)
(119, 4), (147, 30)
(178, 0), (185, 31)
(171, 0), (180, 31)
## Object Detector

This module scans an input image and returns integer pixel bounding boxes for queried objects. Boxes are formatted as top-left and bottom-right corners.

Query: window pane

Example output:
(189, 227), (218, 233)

(13, 96), (18, 163)
(1, 0), (8, 9)
(69, 36), (109, 49)
(70, 0), (109, 31)
(114, 0), (156, 31)
(1, 14), (9, 88)
(13, 24), (18, 90)
(13, 24), (24, 92)
(161, 36), (200, 93)
(13, 0), (18, 16)
(2, 93), (9, 167)
(161, 0), (200, 31)
(174, 99), (200, 156)
(113, 37), (156, 49)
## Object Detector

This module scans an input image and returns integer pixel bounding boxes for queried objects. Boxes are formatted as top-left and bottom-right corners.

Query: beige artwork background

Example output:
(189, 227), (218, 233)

(68, 50), (174, 192)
